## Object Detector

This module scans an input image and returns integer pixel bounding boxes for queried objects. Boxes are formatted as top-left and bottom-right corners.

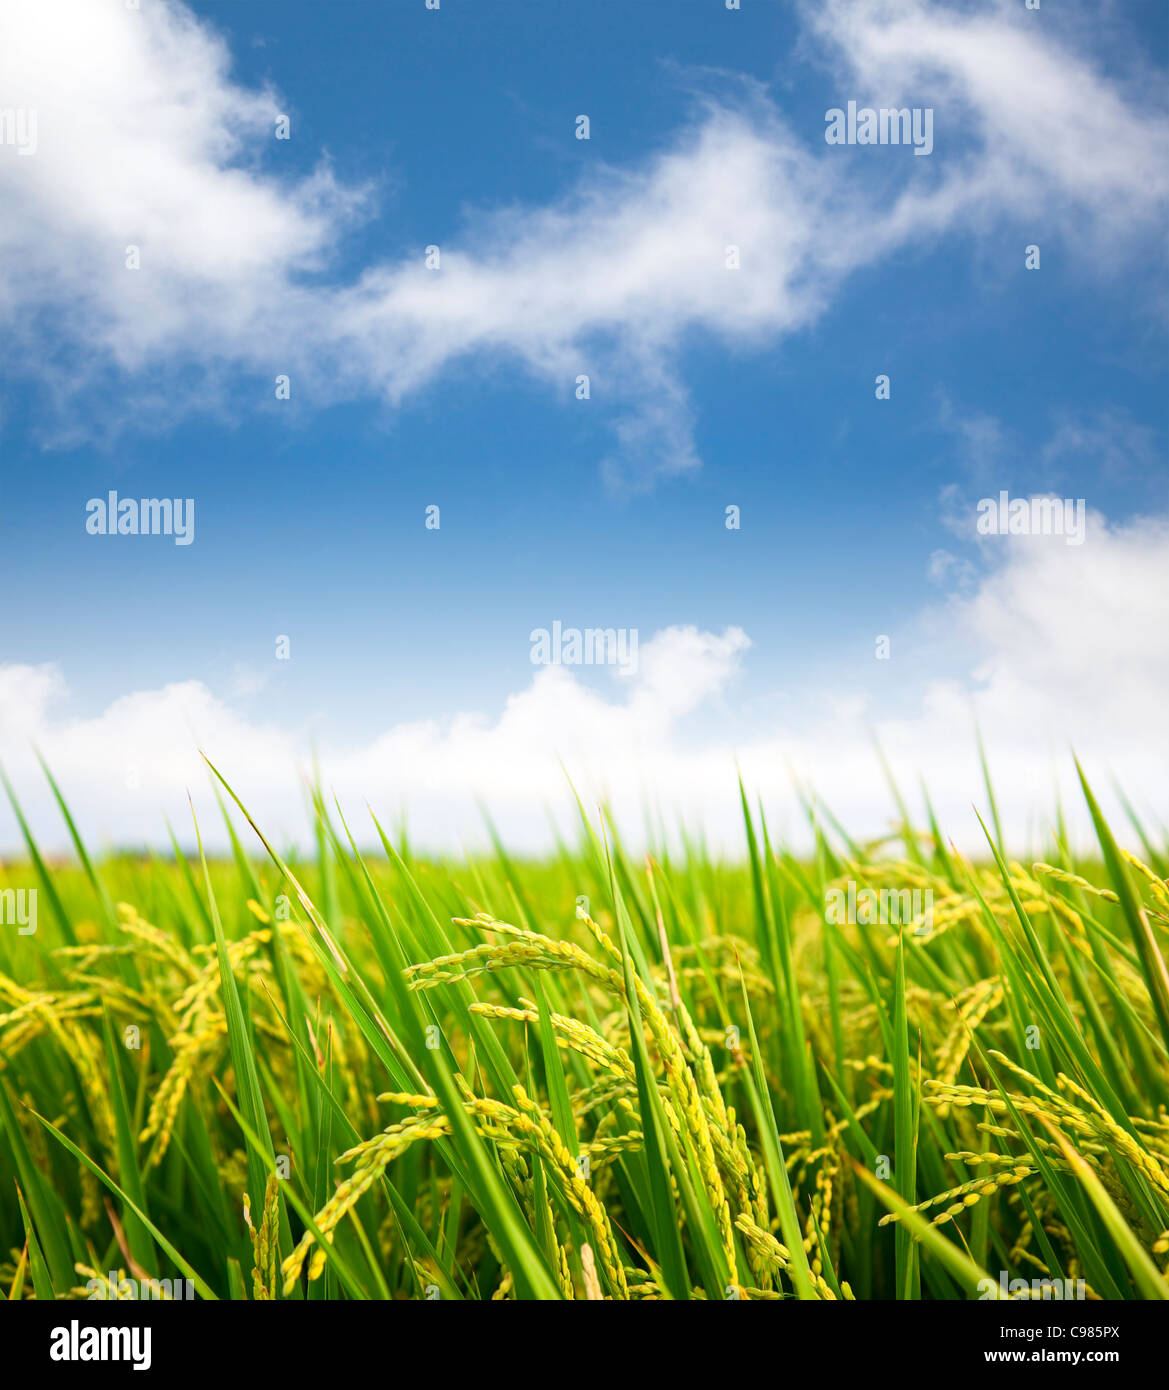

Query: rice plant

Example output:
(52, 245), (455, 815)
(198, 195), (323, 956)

(0, 757), (1166, 1301)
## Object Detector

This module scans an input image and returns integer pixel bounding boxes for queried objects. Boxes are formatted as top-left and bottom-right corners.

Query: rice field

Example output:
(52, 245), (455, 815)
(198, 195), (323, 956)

(1, 757), (1167, 1302)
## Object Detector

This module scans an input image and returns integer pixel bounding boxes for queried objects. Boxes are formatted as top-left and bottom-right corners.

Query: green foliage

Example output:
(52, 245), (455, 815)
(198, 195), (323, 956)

(0, 762), (1166, 1301)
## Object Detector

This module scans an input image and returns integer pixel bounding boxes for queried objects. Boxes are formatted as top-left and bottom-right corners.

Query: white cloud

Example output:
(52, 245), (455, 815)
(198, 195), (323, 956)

(806, 0), (1169, 245)
(0, 0), (1163, 479)
(0, 0), (363, 362)
(961, 512), (1169, 733)
(1, 515), (1164, 857)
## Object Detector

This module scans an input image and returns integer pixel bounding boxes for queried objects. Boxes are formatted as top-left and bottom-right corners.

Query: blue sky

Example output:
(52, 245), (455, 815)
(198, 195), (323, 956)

(0, 0), (1166, 851)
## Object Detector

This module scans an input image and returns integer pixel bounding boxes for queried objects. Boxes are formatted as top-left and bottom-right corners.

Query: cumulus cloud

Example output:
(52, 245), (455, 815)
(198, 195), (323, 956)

(0, 0), (363, 358)
(1, 515), (1164, 857)
(0, 0), (1163, 479)
(960, 513), (1169, 732)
